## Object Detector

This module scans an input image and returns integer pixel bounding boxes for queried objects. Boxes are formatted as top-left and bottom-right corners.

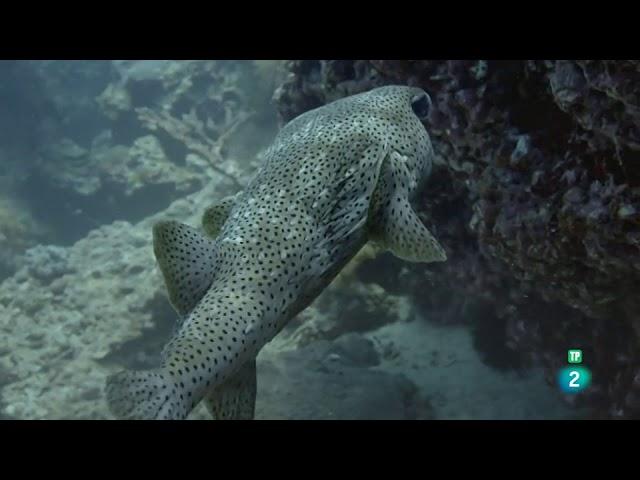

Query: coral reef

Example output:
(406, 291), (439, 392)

(0, 60), (581, 419)
(0, 61), (276, 263)
(273, 60), (640, 418)
(0, 177), (226, 419)
(135, 107), (253, 189)
(35, 60), (276, 237)
(0, 176), (430, 419)
(39, 135), (204, 198)
(96, 60), (267, 149)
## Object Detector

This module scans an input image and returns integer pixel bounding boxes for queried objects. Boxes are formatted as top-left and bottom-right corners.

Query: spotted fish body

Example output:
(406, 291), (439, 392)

(106, 85), (446, 420)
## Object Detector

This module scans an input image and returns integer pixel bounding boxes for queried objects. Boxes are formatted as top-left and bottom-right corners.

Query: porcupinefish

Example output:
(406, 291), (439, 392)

(105, 85), (447, 420)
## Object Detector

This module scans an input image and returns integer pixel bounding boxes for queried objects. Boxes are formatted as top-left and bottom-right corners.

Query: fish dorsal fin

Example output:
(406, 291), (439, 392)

(202, 193), (240, 238)
(370, 151), (447, 263)
(204, 359), (257, 420)
(152, 220), (217, 317)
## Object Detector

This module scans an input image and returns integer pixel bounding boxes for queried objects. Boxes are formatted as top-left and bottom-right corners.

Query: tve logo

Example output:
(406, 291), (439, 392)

(558, 349), (592, 394)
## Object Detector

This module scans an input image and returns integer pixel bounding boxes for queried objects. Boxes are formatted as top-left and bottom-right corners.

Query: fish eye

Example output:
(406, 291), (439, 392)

(411, 92), (432, 120)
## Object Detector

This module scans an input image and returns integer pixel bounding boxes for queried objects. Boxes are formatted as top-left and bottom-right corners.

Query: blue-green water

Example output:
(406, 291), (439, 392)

(0, 60), (608, 420)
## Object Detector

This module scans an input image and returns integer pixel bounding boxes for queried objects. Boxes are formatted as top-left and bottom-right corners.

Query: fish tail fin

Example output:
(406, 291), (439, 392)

(105, 369), (186, 420)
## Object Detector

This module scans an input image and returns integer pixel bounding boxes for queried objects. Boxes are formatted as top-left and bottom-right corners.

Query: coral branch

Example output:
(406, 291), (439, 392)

(136, 107), (254, 190)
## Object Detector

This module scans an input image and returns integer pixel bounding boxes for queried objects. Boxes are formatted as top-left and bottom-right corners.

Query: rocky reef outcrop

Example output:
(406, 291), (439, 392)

(273, 60), (640, 418)
(0, 176), (433, 419)
(0, 61), (281, 279)
(40, 60), (276, 242)
(0, 171), (566, 419)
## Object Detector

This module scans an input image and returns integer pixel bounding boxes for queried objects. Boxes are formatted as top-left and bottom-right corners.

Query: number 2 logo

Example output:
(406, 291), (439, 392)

(559, 366), (590, 393)
(569, 370), (580, 388)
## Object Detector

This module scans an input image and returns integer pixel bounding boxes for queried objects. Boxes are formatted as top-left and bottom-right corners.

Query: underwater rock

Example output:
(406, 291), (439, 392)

(549, 60), (640, 153)
(272, 60), (382, 125)
(273, 60), (640, 418)
(95, 83), (131, 121)
(281, 281), (413, 348)
(29, 132), (207, 247)
(182, 331), (427, 420)
(38, 137), (100, 196)
(110, 135), (202, 196)
(0, 61), (277, 254)
(256, 333), (428, 420)
(320, 282), (412, 333)
(41, 132), (203, 198)
(0, 180), (227, 419)
(23, 245), (74, 283)
(328, 333), (381, 367)
(0, 169), (406, 419)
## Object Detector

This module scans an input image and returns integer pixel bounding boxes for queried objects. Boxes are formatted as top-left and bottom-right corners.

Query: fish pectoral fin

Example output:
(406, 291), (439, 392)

(153, 220), (217, 317)
(372, 195), (447, 263)
(201, 193), (240, 238)
(204, 359), (257, 420)
(305, 142), (389, 278)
